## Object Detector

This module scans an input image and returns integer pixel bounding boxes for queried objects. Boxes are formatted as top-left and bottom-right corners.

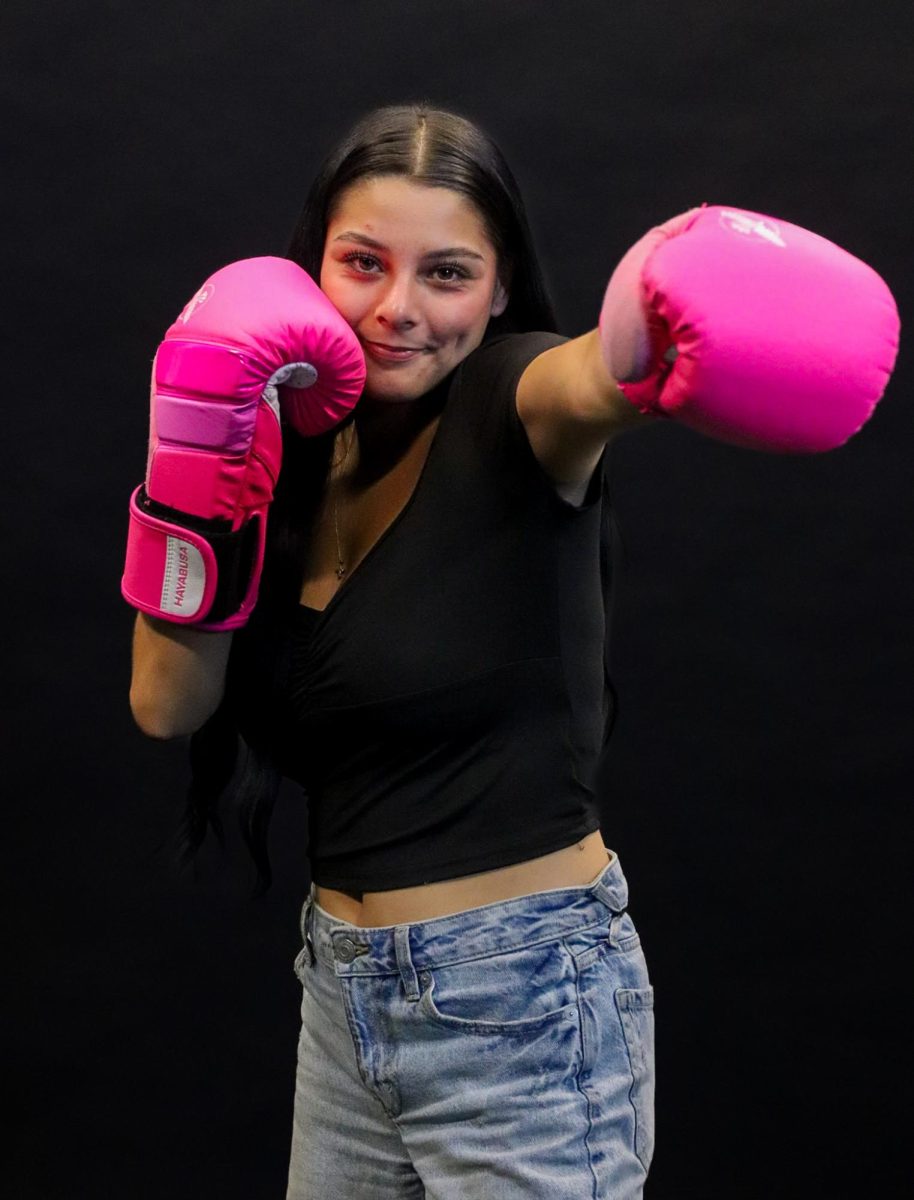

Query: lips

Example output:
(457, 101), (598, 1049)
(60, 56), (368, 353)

(363, 340), (426, 363)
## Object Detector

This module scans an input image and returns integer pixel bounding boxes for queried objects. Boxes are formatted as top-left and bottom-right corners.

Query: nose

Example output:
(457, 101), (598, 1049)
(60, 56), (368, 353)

(374, 272), (419, 332)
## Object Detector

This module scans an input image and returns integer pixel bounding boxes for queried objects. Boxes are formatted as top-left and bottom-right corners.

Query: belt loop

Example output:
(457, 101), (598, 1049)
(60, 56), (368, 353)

(607, 912), (627, 948)
(593, 857), (629, 918)
(394, 925), (421, 1001)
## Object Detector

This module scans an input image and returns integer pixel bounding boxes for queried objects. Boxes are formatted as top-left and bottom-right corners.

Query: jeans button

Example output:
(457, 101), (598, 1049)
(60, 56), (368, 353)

(335, 937), (359, 964)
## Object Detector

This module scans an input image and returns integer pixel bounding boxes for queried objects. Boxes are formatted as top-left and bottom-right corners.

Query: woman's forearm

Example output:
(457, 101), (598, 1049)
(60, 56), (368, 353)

(129, 612), (233, 739)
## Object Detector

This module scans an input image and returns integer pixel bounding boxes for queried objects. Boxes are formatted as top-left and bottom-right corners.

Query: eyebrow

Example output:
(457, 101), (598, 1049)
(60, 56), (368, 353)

(333, 231), (486, 261)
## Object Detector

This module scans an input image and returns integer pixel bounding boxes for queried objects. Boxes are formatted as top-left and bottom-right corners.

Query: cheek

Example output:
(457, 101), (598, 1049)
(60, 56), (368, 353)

(319, 274), (362, 325)
(431, 292), (496, 341)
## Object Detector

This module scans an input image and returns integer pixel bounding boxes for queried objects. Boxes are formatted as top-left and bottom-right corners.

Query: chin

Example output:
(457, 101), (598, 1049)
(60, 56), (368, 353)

(364, 369), (442, 405)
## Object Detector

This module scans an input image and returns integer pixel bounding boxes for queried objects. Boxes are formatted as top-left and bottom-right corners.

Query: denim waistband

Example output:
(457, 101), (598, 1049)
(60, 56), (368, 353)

(297, 851), (629, 990)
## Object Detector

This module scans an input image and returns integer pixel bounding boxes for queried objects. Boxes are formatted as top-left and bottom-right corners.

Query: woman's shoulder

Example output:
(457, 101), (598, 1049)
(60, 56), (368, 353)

(470, 328), (569, 366)
(454, 329), (569, 403)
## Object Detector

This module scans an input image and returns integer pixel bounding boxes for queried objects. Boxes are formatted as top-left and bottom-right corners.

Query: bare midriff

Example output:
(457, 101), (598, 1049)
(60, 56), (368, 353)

(313, 831), (612, 926)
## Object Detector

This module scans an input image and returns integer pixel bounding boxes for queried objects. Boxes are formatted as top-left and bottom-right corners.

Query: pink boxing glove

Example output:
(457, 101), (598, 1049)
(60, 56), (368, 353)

(121, 257), (365, 630)
(599, 205), (900, 452)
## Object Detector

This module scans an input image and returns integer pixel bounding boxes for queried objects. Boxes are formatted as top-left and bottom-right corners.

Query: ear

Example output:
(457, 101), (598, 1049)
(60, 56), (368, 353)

(490, 278), (509, 318)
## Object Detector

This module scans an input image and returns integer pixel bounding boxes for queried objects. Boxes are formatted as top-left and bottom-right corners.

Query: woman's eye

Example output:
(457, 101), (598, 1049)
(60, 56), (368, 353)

(432, 264), (468, 284)
(342, 252), (381, 273)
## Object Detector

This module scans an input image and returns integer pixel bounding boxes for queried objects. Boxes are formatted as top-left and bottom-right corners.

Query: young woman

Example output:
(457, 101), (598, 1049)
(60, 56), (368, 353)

(124, 104), (897, 1198)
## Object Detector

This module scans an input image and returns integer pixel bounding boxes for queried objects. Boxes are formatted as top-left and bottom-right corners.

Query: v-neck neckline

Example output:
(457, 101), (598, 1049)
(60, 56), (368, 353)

(296, 373), (453, 628)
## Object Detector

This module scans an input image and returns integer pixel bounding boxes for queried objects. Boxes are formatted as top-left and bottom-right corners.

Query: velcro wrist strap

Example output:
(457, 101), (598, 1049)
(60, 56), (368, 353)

(121, 485), (261, 627)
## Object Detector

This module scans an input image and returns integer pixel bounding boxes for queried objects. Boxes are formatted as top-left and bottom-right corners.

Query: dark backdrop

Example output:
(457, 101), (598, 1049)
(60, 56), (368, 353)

(5, 2), (911, 1196)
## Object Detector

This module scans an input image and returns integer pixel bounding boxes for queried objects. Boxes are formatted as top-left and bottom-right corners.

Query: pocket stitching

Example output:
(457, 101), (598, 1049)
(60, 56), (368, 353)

(616, 986), (655, 1172)
(418, 965), (575, 1037)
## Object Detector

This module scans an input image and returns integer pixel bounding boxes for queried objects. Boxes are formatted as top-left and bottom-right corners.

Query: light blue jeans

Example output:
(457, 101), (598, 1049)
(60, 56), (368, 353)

(286, 852), (654, 1199)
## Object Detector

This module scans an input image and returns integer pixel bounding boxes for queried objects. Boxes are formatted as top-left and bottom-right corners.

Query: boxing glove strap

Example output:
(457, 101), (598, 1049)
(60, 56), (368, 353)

(121, 485), (261, 626)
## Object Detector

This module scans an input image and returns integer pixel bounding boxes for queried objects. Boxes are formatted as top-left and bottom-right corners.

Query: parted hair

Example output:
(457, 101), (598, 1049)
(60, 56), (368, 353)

(180, 103), (559, 893)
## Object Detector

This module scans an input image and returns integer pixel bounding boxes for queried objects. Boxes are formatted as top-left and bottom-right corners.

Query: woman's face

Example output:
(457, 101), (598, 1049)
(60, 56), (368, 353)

(320, 176), (508, 403)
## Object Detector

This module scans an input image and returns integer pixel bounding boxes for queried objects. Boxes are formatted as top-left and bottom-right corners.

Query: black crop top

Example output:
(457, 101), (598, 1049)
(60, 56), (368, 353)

(230, 331), (614, 892)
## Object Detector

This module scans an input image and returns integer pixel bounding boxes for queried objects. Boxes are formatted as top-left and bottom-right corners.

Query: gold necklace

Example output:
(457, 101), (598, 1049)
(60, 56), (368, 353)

(331, 426), (355, 580)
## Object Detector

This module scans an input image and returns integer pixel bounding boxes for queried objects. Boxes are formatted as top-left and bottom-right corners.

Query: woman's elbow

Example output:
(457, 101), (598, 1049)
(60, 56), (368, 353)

(130, 694), (178, 739)
(128, 689), (207, 740)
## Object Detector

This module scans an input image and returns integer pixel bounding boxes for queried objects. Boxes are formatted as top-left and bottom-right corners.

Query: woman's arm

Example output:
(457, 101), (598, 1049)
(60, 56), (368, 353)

(129, 612), (233, 739)
(124, 258), (364, 738)
(516, 328), (655, 490)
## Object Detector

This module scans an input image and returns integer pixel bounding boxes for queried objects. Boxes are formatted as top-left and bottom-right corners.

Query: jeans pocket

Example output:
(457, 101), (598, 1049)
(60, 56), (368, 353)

(616, 987), (656, 1171)
(418, 939), (577, 1037)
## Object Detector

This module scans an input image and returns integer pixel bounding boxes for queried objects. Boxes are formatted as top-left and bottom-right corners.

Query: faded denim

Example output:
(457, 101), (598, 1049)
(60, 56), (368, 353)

(286, 852), (654, 1199)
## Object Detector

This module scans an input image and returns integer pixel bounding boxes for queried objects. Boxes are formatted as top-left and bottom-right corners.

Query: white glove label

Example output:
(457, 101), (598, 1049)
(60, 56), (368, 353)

(161, 536), (206, 616)
(177, 283), (215, 325)
(719, 210), (786, 248)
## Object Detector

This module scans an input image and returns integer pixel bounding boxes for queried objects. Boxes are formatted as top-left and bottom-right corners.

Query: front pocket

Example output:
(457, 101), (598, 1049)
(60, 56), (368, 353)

(616, 987), (656, 1171)
(418, 940), (577, 1037)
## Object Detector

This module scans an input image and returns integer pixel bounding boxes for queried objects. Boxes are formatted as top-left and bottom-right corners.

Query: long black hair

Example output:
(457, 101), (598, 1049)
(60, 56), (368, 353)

(180, 103), (558, 893)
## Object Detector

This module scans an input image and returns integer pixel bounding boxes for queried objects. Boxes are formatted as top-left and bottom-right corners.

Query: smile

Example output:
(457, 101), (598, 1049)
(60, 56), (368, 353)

(363, 341), (427, 363)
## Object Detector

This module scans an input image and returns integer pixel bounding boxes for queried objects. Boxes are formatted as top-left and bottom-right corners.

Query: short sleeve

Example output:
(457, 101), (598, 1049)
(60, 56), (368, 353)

(450, 329), (566, 457)
(450, 330), (604, 511)
(455, 331), (567, 430)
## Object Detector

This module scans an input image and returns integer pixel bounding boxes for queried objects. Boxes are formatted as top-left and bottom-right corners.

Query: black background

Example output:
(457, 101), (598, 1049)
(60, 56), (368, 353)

(5, 2), (912, 1196)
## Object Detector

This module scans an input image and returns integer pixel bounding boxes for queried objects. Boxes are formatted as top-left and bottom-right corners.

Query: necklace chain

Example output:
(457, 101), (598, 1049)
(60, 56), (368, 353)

(332, 426), (355, 580)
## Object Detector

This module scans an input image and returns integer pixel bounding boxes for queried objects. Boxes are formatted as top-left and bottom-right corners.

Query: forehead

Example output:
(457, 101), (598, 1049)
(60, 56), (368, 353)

(327, 176), (493, 253)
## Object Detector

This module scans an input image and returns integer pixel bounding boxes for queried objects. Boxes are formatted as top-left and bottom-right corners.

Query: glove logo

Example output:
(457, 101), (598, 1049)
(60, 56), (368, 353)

(161, 536), (205, 615)
(719, 210), (786, 248)
(178, 283), (215, 325)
